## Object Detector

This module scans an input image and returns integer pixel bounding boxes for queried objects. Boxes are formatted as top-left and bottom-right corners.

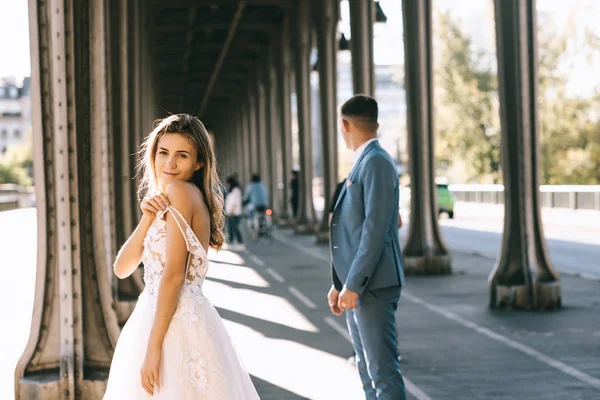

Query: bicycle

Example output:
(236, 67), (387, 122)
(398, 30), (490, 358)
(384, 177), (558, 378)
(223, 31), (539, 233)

(245, 205), (274, 243)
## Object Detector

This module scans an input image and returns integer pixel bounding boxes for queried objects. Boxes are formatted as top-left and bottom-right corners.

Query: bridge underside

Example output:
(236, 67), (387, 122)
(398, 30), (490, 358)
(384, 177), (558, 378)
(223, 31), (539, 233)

(16, 0), (560, 398)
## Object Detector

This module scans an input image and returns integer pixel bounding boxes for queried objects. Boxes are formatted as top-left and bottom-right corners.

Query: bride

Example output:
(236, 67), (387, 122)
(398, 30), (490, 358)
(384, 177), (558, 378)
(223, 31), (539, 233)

(104, 114), (260, 399)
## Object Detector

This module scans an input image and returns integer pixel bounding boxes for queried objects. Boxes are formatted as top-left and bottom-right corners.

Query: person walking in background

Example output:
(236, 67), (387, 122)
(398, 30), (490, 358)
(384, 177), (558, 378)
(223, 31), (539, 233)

(243, 173), (269, 216)
(328, 95), (406, 400)
(225, 175), (245, 251)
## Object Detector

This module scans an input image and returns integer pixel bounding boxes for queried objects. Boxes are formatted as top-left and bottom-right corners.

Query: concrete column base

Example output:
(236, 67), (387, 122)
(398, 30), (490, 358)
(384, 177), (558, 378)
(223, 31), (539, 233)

(294, 223), (315, 235)
(276, 217), (295, 229)
(18, 373), (107, 400)
(115, 299), (137, 327)
(315, 229), (330, 245)
(403, 254), (452, 276)
(491, 281), (561, 310)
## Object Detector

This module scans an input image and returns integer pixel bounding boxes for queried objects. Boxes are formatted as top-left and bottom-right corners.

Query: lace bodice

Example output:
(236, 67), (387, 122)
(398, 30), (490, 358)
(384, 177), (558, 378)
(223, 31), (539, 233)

(142, 205), (209, 305)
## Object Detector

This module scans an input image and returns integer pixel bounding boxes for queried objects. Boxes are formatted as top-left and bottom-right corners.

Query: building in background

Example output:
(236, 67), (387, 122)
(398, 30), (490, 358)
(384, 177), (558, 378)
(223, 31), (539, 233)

(0, 77), (31, 154)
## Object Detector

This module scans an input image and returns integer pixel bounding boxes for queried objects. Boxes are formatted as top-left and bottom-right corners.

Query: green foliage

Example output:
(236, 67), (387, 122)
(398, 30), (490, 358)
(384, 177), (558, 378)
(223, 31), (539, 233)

(433, 11), (502, 183)
(0, 141), (33, 186)
(432, 9), (600, 185)
(536, 12), (600, 184)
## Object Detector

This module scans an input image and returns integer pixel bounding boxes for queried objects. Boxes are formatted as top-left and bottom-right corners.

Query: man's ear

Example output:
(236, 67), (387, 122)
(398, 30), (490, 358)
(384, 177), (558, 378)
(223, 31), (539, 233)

(342, 118), (351, 132)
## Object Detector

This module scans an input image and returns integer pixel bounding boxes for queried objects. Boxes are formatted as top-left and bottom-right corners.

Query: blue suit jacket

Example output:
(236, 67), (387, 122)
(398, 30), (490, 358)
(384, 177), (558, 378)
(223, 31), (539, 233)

(330, 141), (405, 295)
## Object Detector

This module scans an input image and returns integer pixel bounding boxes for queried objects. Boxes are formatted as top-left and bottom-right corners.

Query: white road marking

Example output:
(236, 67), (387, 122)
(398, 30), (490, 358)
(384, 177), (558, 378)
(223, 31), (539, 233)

(288, 286), (317, 310)
(324, 316), (434, 400)
(249, 254), (265, 267)
(403, 291), (600, 391)
(265, 268), (285, 283)
(324, 316), (352, 343)
(273, 232), (329, 262)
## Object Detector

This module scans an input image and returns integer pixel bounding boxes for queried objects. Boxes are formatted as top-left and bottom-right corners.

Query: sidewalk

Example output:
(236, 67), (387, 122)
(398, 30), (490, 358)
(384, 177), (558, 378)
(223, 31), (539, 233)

(2, 209), (599, 399)
(260, 226), (600, 400)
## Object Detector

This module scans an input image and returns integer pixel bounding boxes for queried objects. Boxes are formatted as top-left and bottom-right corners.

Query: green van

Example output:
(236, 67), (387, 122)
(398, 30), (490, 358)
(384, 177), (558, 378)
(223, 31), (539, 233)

(399, 182), (455, 219)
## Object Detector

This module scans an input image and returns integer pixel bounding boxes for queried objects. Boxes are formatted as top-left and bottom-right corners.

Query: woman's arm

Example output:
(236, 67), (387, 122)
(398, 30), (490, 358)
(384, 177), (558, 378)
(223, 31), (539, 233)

(113, 215), (154, 279)
(147, 181), (195, 349)
(113, 193), (169, 279)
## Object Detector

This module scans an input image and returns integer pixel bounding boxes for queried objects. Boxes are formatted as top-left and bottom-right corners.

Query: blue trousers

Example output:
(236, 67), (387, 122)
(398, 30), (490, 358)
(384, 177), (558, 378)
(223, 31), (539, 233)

(345, 285), (406, 400)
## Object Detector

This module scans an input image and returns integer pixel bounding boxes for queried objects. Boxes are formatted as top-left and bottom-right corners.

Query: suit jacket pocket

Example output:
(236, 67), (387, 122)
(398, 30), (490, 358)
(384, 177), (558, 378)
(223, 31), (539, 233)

(344, 183), (364, 209)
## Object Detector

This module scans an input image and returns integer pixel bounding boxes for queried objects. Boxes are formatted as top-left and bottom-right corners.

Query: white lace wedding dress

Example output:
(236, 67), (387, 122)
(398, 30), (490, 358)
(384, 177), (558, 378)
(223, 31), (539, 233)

(104, 206), (260, 399)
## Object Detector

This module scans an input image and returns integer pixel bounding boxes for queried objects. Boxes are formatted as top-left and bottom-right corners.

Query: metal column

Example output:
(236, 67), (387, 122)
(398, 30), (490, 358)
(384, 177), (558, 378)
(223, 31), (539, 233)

(490, 0), (561, 310)
(275, 18), (294, 223)
(293, 0), (317, 233)
(314, 0), (339, 243)
(401, 0), (452, 274)
(16, 0), (121, 397)
(349, 0), (376, 96)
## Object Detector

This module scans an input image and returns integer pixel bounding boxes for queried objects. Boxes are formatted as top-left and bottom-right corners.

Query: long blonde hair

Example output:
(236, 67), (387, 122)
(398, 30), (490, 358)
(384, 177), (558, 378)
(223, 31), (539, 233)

(137, 114), (225, 250)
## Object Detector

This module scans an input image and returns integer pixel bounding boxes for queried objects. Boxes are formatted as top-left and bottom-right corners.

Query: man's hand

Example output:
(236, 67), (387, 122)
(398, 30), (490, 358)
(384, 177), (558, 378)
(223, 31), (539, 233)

(327, 286), (342, 316)
(338, 286), (359, 311)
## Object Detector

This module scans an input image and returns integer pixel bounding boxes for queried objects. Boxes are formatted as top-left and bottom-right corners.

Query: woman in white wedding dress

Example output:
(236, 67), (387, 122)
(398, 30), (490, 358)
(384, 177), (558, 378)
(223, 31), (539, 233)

(104, 114), (260, 399)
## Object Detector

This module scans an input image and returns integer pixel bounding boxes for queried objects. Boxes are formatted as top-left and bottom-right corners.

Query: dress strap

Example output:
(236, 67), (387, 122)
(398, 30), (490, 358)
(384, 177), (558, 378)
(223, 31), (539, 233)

(163, 205), (191, 251)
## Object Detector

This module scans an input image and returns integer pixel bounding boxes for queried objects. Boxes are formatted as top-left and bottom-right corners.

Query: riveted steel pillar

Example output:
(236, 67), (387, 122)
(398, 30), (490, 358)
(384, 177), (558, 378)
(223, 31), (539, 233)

(16, 0), (121, 398)
(401, 0), (452, 275)
(115, 0), (143, 320)
(111, 0), (132, 248)
(275, 18), (294, 224)
(241, 102), (251, 185)
(255, 70), (269, 184)
(263, 56), (277, 210)
(237, 111), (245, 180)
(314, 0), (339, 243)
(247, 91), (259, 175)
(266, 45), (282, 217)
(293, 0), (317, 233)
(349, 0), (375, 96)
(490, 0), (561, 310)
(131, 0), (142, 220)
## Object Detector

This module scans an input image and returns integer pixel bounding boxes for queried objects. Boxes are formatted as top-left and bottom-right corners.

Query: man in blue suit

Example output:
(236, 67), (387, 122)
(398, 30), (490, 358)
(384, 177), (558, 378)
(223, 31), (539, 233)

(328, 95), (406, 400)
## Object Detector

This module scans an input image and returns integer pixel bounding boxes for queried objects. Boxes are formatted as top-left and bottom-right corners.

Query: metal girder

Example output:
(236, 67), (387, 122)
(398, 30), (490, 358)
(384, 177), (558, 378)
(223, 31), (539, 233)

(155, 22), (276, 34)
(199, 0), (248, 116)
(180, 5), (200, 109)
(151, 0), (291, 9)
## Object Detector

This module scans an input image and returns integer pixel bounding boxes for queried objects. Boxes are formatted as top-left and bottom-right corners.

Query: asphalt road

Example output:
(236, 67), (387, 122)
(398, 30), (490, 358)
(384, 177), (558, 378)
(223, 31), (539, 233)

(399, 202), (600, 280)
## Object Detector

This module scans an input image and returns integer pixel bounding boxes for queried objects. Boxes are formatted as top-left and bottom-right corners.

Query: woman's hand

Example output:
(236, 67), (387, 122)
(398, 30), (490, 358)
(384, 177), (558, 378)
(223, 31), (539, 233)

(140, 345), (161, 395)
(140, 193), (170, 218)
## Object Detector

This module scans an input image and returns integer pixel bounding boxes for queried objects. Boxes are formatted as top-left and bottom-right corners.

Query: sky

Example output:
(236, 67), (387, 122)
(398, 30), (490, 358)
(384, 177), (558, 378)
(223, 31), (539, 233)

(0, 0), (31, 79)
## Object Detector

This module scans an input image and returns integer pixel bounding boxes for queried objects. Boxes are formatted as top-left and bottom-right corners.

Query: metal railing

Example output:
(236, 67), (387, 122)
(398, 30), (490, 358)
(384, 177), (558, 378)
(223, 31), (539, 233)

(1, 183), (599, 212)
(449, 184), (600, 211)
(0, 184), (35, 211)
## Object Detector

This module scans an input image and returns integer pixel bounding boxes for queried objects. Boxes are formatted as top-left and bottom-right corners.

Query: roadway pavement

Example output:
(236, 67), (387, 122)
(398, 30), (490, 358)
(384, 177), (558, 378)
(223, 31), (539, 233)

(1, 207), (600, 399)
(424, 202), (600, 280)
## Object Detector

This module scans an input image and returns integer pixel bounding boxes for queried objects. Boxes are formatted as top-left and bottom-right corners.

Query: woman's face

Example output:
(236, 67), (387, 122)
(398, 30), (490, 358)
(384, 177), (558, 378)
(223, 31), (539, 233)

(154, 133), (201, 192)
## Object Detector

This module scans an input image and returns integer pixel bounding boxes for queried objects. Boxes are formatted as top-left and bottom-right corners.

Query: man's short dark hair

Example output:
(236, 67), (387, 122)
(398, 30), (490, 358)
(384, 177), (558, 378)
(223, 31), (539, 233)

(251, 174), (261, 183)
(340, 94), (378, 123)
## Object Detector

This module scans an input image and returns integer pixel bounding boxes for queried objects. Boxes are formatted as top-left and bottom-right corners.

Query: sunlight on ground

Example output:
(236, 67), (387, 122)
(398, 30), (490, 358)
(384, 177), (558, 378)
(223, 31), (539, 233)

(223, 319), (364, 400)
(204, 280), (319, 333)
(207, 248), (246, 265)
(206, 260), (271, 288)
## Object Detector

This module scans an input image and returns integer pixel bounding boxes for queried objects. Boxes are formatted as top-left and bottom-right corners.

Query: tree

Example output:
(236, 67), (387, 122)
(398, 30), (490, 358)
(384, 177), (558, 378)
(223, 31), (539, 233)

(0, 140), (33, 186)
(433, 11), (502, 183)
(433, 9), (600, 185)
(536, 10), (600, 184)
